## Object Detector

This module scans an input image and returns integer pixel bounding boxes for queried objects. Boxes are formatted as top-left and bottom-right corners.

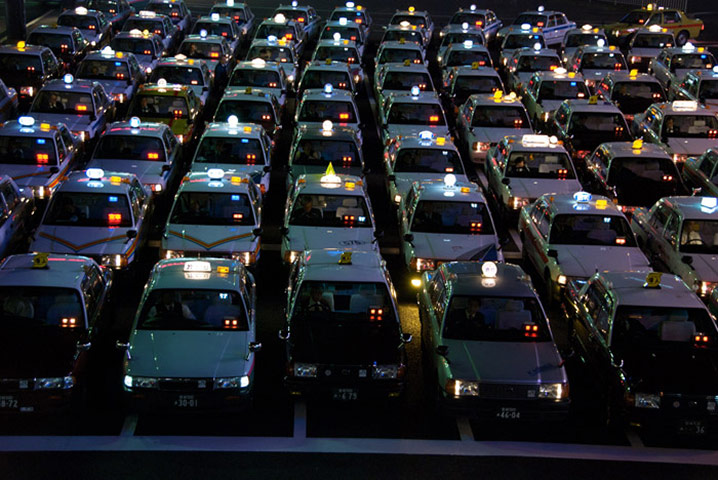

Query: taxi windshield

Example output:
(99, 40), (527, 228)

(454, 75), (502, 98)
(0, 136), (57, 165)
(194, 21), (234, 39)
(0, 287), (84, 327)
(27, 33), (75, 51)
(321, 26), (362, 43)
(472, 105), (530, 128)
(446, 49), (490, 67)
(214, 99), (275, 125)
(290, 194), (371, 227)
(411, 200), (494, 235)
(679, 220), (718, 254)
(565, 33), (604, 48)
(32, 91), (94, 115)
(382, 71), (432, 91)
(444, 296), (549, 342)
(298, 100), (356, 123)
(440, 33), (483, 48)
(394, 148), (464, 174)
(255, 24), (296, 41)
(130, 94), (189, 119)
(567, 113), (631, 149)
(504, 34), (544, 50)
(151, 66), (205, 86)
(611, 81), (665, 107)
(111, 37), (156, 57)
(619, 11), (650, 24)
(77, 59), (130, 81)
(632, 33), (673, 48)
(377, 48), (422, 65)
(699, 80), (718, 101)
(95, 135), (166, 161)
(300, 69), (351, 90)
(549, 214), (635, 246)
(293, 139), (360, 167)
(513, 14), (546, 27)
(210, 7), (247, 22)
(246, 45), (294, 63)
(170, 191), (255, 226)
(608, 156), (682, 206)
(124, 18), (165, 36)
(538, 80), (589, 100)
(137, 289), (249, 331)
(388, 103), (446, 125)
(450, 12), (486, 26)
(229, 68), (282, 88)
(382, 30), (423, 44)
(86, 0), (118, 13)
(313, 46), (359, 64)
(45, 192), (132, 227)
(671, 53), (714, 72)
(58, 15), (100, 31)
(195, 136), (265, 165)
(505, 151), (575, 178)
(611, 306), (715, 348)
(390, 15), (427, 28)
(179, 41), (223, 59)
(662, 114), (718, 138)
(581, 52), (627, 70)
(516, 55), (561, 72)
(0, 53), (43, 79)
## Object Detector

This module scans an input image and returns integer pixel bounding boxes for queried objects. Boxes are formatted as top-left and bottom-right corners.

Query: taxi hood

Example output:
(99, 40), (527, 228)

(126, 330), (251, 378)
(394, 173), (470, 198)
(471, 127), (533, 145)
(688, 254), (718, 282)
(628, 47), (662, 58)
(443, 339), (567, 385)
(538, 99), (564, 114)
(287, 226), (377, 251)
(32, 225), (135, 257)
(506, 177), (582, 200)
(411, 232), (502, 262)
(666, 138), (717, 157)
(7, 165), (63, 188)
(164, 225), (256, 253)
(0, 326), (81, 378)
(551, 245), (651, 278)
(87, 158), (166, 185)
(91, 79), (132, 97)
(27, 113), (92, 134)
(386, 125), (451, 142)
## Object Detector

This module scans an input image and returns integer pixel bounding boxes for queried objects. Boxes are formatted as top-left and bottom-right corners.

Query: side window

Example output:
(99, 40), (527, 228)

(699, 153), (716, 176)
(128, 55), (140, 76)
(530, 203), (550, 238)
(55, 134), (66, 162)
(646, 13), (661, 26)
(664, 11), (680, 24)
(663, 213), (680, 245)
(42, 50), (58, 74)
(584, 283), (611, 339)
(0, 86), (6, 102)
(555, 105), (569, 126)
(163, 128), (178, 153)
(92, 89), (103, 112)
(0, 182), (19, 211)
(428, 273), (446, 328)
(558, 15), (568, 25)
(82, 265), (105, 323)
(59, 128), (74, 153)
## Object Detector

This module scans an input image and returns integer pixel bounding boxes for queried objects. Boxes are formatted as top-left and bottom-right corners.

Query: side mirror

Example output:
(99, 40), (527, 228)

(374, 230), (384, 239)
(50, 166), (60, 174)
(278, 328), (288, 341)
(115, 340), (129, 350)
(279, 226), (289, 236)
(126, 229), (138, 239)
(436, 345), (449, 357)
(248, 341), (262, 352)
(403, 233), (414, 243)
(401, 333), (413, 343)
(682, 255), (693, 265)
(161, 164), (171, 172)
(501, 177), (510, 185)
(252, 227), (263, 237)
(547, 248), (558, 258)
(76, 341), (91, 352)
(263, 165), (271, 173)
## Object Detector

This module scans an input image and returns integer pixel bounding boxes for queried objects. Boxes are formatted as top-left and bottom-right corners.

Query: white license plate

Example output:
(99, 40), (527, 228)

(173, 394), (198, 408)
(496, 407), (521, 420)
(0, 395), (18, 409)
(332, 388), (358, 401)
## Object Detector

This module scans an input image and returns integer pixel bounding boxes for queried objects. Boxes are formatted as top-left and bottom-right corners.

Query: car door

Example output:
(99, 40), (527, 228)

(573, 281), (614, 385)
(523, 201), (551, 271)
(0, 181), (17, 251)
(421, 268), (446, 373)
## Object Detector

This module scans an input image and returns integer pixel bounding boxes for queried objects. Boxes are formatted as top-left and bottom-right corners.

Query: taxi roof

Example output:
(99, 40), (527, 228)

(603, 71), (662, 84)
(502, 134), (568, 154)
(179, 171), (255, 193)
(0, 254), (97, 290)
(183, 34), (226, 44)
(378, 41), (423, 52)
(295, 172), (365, 195)
(661, 196), (718, 221)
(517, 9), (563, 16)
(395, 133), (457, 151)
(0, 120), (61, 138)
(441, 262), (535, 298)
(315, 38), (359, 49)
(42, 78), (100, 93)
(446, 42), (489, 53)
(565, 27), (605, 36)
(441, 24), (484, 34)
(104, 120), (170, 136)
(138, 82), (192, 95)
(113, 31), (162, 43)
(452, 65), (501, 78)
(633, 27), (673, 36)
(387, 90), (442, 104)
(540, 192), (625, 216)
(0, 43), (51, 55)
(470, 93), (524, 107)
(248, 38), (296, 51)
(234, 60), (284, 72)
(505, 29), (544, 38)
(300, 88), (355, 101)
(600, 141), (671, 159)
(415, 179), (486, 202)
(156, 57), (208, 68)
(83, 50), (136, 62)
(596, 271), (704, 309)
(393, 9), (430, 16)
(664, 46), (713, 57)
(30, 25), (79, 35)
(324, 20), (362, 29)
(58, 170), (136, 195)
(300, 249), (387, 283)
(577, 45), (624, 55)
(378, 62), (430, 74)
(196, 14), (235, 25)
(654, 100), (715, 115)
(302, 61), (352, 73)
(561, 98), (622, 113)
(212, 1), (250, 8)
(59, 9), (105, 19)
(202, 121), (265, 138)
(512, 47), (560, 58)
(127, 12), (170, 23)
(276, 3), (312, 11)
(149, 257), (247, 291)
(295, 125), (359, 141)
(220, 86), (275, 100)
(533, 70), (586, 82)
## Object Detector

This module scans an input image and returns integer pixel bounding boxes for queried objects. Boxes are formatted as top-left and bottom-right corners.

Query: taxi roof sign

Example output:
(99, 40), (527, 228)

(184, 260), (212, 272)
(86, 168), (104, 179)
(338, 251), (352, 264)
(672, 100), (698, 111)
(644, 272), (662, 289)
(632, 139), (643, 150)
(521, 134), (550, 148)
(129, 116), (141, 128)
(481, 261), (498, 278)
(582, 24), (593, 31)
(32, 253), (49, 269)
(18, 116), (35, 127)
(227, 114), (239, 127)
(75, 6), (88, 14)
(573, 191), (591, 203)
(207, 168), (225, 179)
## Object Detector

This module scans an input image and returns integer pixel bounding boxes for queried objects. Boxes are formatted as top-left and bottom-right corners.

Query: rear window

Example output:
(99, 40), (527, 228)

(94, 135), (165, 161)
(298, 100), (356, 123)
(0, 136), (57, 165)
(45, 192), (133, 227)
(0, 287), (83, 327)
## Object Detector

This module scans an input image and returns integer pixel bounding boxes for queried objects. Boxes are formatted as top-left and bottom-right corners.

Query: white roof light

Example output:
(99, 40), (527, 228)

(537, 5), (545, 12)
(549, 135), (558, 144)
(18, 116), (35, 127)
(333, 32), (341, 41)
(274, 13), (287, 23)
(199, 28), (208, 38)
(251, 57), (266, 68)
(648, 24), (662, 32)
(139, 10), (156, 17)
(470, 4), (477, 11)
(521, 23), (531, 30)
(444, 173), (457, 188)
(207, 168), (225, 179)
(184, 261), (212, 272)
(226, 0), (235, 5)
(672, 100), (698, 111)
(533, 42), (541, 50)
(463, 40), (473, 49)
(582, 24), (592, 31)
(418, 130), (433, 141)
(211, 12), (221, 21)
(713, 66), (718, 74)
(597, 38), (606, 47)
(175, 53), (187, 60)
(129, 116), (141, 128)
(227, 115), (239, 127)
(101, 46), (114, 55)
(683, 42), (695, 51)
(553, 67), (567, 75)
(461, 22), (469, 30)
(410, 85), (420, 96)
(129, 29), (142, 35)
(75, 6), (88, 15)
(339, 17), (348, 26)
(573, 191), (592, 203)
(399, 21), (411, 28)
(346, 1), (355, 7)
(320, 173), (342, 187)
(521, 134), (550, 147)
(267, 35), (278, 43)
(63, 73), (74, 84)
(481, 261), (498, 278)
(86, 168), (105, 179)
(324, 83), (333, 94)
(701, 197), (718, 209)
(292, 0), (298, 6)
(322, 120), (333, 131)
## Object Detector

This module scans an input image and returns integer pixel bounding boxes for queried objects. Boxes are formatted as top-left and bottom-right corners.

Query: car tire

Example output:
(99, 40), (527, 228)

(676, 30), (690, 47)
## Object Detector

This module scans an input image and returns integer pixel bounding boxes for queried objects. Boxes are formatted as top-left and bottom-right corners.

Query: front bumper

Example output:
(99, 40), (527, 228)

(124, 387), (253, 412)
(285, 376), (405, 401)
(0, 389), (73, 413)
(439, 394), (570, 421)
(626, 395), (718, 434)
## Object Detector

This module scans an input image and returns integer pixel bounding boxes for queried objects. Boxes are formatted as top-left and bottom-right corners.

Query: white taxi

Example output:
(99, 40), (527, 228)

(110, 30), (164, 75)
(437, 23), (485, 63)
(192, 13), (242, 54)
(499, 26), (546, 70)
(310, 38), (363, 85)
(561, 25), (608, 65)
(297, 60), (357, 97)
(388, 7), (434, 44)
(439, 41), (492, 73)
(506, 46), (563, 92)
(228, 59), (288, 108)
(497, 7), (575, 46)
(150, 56), (214, 105)
(649, 44), (716, 92)
(444, 5), (502, 41)
(375, 41), (426, 69)
(627, 25), (675, 72)
(76, 48), (145, 107)
(375, 62), (434, 106)
(213, 87), (282, 138)
(379, 90), (450, 144)
(245, 37), (299, 85)
(295, 86), (361, 133)
(567, 44), (628, 93)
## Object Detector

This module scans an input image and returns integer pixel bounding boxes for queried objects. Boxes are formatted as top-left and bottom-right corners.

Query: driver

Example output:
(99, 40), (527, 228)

(148, 291), (196, 320)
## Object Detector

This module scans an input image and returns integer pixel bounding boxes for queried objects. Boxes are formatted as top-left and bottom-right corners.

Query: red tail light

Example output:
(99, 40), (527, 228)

(429, 115), (439, 122)
(108, 213), (122, 224)
(36, 153), (49, 164)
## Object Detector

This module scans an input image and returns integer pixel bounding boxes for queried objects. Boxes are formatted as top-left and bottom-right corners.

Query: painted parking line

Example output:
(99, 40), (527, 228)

(456, 417), (474, 442)
(509, 229), (523, 253)
(120, 414), (138, 438)
(625, 428), (646, 449)
(293, 400), (307, 440)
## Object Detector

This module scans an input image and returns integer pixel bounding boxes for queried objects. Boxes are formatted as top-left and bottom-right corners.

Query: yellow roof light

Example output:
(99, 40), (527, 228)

(110, 175), (122, 184)
(629, 69), (638, 77)
(231, 176), (242, 184)
(32, 253), (49, 269)
(567, 72), (576, 78)
(595, 199), (608, 209)
(16, 41), (26, 49)
(471, 61), (480, 69)
(646, 3), (654, 10)
(403, 59), (411, 66)
(116, 51), (123, 58)
(217, 266), (230, 274)
(40, 123), (51, 130)
(338, 251), (352, 264)
(345, 181), (356, 189)
(588, 95), (598, 105)
(243, 126), (252, 133)
(436, 136), (445, 146)
(493, 90), (503, 99)
(644, 272), (662, 289)
(632, 139), (643, 150)
(408, 6), (415, 12)
(460, 187), (470, 193)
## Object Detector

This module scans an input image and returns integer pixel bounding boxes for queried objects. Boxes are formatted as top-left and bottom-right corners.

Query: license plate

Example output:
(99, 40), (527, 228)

(332, 388), (358, 401)
(679, 419), (706, 435)
(173, 394), (198, 408)
(496, 407), (521, 420)
(0, 395), (18, 410)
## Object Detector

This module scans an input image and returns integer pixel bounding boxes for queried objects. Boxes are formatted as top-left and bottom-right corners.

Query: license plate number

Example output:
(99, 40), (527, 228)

(174, 394), (198, 408)
(679, 420), (706, 435)
(496, 407), (521, 420)
(332, 388), (358, 401)
(0, 395), (18, 409)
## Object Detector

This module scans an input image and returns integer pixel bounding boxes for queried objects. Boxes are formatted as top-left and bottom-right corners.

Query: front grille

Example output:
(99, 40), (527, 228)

(319, 365), (370, 379)
(0, 379), (32, 391)
(479, 383), (537, 400)
(158, 378), (210, 391)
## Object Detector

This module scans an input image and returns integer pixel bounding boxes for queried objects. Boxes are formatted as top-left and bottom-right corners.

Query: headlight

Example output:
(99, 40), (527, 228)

(538, 382), (569, 400)
(145, 67), (153, 75)
(124, 376), (159, 389)
(214, 376), (250, 389)
(73, 131), (87, 142)
(557, 274), (568, 285)
(283, 250), (301, 263)
(410, 257), (435, 271)
(101, 254), (128, 269)
(176, 134), (184, 144)
(163, 249), (183, 259)
(634, 392), (661, 409)
(372, 365), (398, 379)
(34, 376), (74, 390)
(630, 56), (641, 64)
(472, 141), (490, 152)
(354, 74), (360, 84)
(446, 379), (479, 396)
(19, 86), (35, 97)
(393, 194), (402, 204)
(541, 111), (550, 122)
(146, 183), (163, 193)
(232, 251), (256, 265)
(287, 74), (295, 83)
(293, 362), (317, 377)
(699, 281), (716, 297)
(509, 196), (529, 210)
(114, 93), (125, 103)
(673, 154), (688, 163)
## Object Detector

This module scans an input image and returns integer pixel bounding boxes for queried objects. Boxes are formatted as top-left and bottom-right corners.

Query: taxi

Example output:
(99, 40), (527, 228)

(31, 168), (152, 270)
(321, 19), (366, 56)
(281, 249), (410, 401)
(57, 7), (112, 48)
(190, 118), (273, 196)
(245, 38), (299, 86)
(561, 25), (608, 65)
(520, 69), (590, 129)
(0, 117), (78, 201)
(295, 86), (361, 133)
(122, 257), (260, 411)
(457, 92), (533, 165)
(209, 0), (255, 37)
(388, 7), (434, 45)
(85, 0), (134, 32)
(0, 176), (34, 258)
(605, 4), (703, 47)
(436, 23), (485, 63)
(178, 33), (236, 80)
(273, 2), (323, 41)
(328, 2), (372, 37)
(438, 41), (492, 73)
(497, 7), (575, 46)
(146, 0), (193, 33)
(149, 56), (214, 105)
(505, 46), (563, 93)
(499, 27), (546, 72)
(670, 68), (718, 109)
(441, 65), (504, 112)
(0, 253), (112, 413)
(86, 117), (181, 196)
(228, 59), (288, 108)
(161, 171), (262, 264)
(254, 14), (306, 57)
(280, 170), (378, 264)
(626, 25), (675, 72)
(418, 261), (569, 420)
(0, 78), (19, 122)
(380, 90), (450, 144)
(123, 10), (180, 54)
(649, 44), (716, 91)
(374, 41), (426, 69)
(632, 100), (718, 165)
(595, 70), (666, 122)
(310, 39), (363, 85)
(380, 24), (427, 51)
(110, 30), (164, 74)
(0, 42), (63, 111)
(192, 14), (243, 54)
(28, 73), (115, 145)
(400, 177), (502, 284)
(518, 192), (650, 304)
(384, 132), (468, 208)
(485, 134), (581, 217)
(375, 62), (434, 107)
(631, 196), (718, 299)
(288, 123), (363, 186)
(28, 25), (91, 73)
(583, 140), (684, 216)
(682, 148), (718, 197)
(445, 5), (502, 41)
(297, 60), (356, 97)
(126, 80), (203, 146)
(213, 87), (282, 137)
(76, 47), (145, 108)
(563, 270), (718, 434)
(567, 44), (628, 93)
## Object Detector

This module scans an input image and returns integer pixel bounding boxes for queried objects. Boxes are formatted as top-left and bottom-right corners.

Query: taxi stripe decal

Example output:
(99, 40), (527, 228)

(38, 232), (134, 253)
(12, 162), (72, 188)
(168, 230), (254, 249)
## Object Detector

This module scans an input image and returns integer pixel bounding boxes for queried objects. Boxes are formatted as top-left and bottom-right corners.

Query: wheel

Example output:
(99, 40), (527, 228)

(676, 30), (690, 47)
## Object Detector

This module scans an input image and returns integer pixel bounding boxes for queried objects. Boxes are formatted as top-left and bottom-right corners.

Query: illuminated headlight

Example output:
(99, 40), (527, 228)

(145, 67), (153, 75)
(393, 194), (401, 204)
(91, 41), (97, 46)
(372, 365), (398, 379)
(124, 375), (159, 389)
(214, 376), (250, 389)
(634, 392), (661, 409)
(354, 74), (360, 84)
(699, 281), (716, 297)
(410, 257), (435, 271)
(146, 183), (163, 193)
(163, 249), (183, 259)
(472, 141), (490, 152)
(541, 111), (550, 122)
(437, 55), (442, 62)
(287, 74), (295, 83)
(113, 93), (125, 103)
(557, 274), (568, 285)
(34, 376), (74, 390)
(630, 56), (642, 64)
(538, 382), (569, 400)
(502, 58), (508, 66)
(446, 379), (479, 396)
(101, 254), (128, 269)
(673, 154), (688, 163)
(73, 131), (87, 142)
(176, 134), (184, 144)
(19, 86), (35, 97)
(509, 196), (529, 210)
(283, 250), (301, 263)
(293, 363), (317, 377)
(232, 251), (255, 265)
(613, 30), (620, 37)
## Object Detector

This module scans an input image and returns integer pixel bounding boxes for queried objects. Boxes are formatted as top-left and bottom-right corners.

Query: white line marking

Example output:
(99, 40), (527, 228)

(120, 414), (138, 438)
(475, 171), (489, 190)
(456, 417), (474, 442)
(626, 428), (645, 449)
(293, 400), (307, 440)
(509, 229), (523, 252)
